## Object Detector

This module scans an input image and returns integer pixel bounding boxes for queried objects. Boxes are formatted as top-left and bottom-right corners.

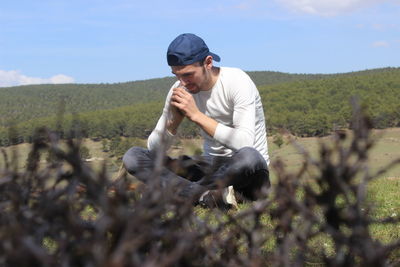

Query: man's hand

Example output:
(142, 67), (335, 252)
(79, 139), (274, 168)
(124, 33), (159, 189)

(170, 87), (201, 121)
(166, 87), (187, 135)
(170, 86), (218, 137)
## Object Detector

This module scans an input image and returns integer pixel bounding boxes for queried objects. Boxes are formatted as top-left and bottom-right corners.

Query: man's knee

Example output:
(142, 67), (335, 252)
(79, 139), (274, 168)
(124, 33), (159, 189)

(122, 146), (152, 175)
(233, 147), (268, 171)
(234, 168), (270, 201)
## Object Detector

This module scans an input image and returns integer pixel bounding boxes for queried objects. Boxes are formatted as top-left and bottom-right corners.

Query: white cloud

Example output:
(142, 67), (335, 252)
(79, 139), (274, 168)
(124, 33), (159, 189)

(372, 41), (389, 47)
(276, 0), (388, 16)
(0, 70), (75, 87)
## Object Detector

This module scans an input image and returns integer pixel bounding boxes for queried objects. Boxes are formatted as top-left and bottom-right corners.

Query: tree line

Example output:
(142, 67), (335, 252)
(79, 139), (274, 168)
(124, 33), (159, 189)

(0, 67), (399, 146)
(0, 77), (175, 127)
(2, 67), (393, 127)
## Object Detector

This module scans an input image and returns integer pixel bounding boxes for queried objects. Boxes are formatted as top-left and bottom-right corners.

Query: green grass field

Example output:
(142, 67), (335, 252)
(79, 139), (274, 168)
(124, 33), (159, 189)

(3, 128), (399, 177)
(1, 128), (399, 189)
(269, 128), (400, 249)
(268, 128), (400, 179)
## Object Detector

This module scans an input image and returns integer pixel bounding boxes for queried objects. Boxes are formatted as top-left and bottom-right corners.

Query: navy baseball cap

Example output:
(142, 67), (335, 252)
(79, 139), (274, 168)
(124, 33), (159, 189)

(167, 33), (221, 66)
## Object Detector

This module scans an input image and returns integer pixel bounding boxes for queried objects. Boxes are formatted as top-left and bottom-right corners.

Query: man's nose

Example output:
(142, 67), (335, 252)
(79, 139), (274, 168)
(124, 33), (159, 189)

(179, 78), (189, 87)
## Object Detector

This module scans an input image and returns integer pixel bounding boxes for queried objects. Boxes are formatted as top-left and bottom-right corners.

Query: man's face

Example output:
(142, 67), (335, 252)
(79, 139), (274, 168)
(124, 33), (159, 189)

(171, 62), (209, 94)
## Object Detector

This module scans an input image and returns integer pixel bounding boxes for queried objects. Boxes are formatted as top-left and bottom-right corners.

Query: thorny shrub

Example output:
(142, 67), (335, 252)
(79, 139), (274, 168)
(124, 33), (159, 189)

(0, 104), (399, 267)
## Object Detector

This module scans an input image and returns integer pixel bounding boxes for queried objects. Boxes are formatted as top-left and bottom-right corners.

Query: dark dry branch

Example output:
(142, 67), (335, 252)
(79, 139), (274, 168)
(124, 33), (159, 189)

(0, 103), (399, 266)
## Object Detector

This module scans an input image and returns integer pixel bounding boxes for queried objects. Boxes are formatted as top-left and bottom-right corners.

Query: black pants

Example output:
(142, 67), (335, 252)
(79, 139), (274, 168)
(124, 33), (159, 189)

(122, 146), (270, 201)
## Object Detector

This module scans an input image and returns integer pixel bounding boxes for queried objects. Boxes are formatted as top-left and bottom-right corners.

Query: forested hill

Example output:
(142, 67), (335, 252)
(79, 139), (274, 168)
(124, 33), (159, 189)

(260, 67), (400, 136)
(0, 77), (174, 127)
(247, 67), (396, 87)
(1, 67), (395, 127)
(0, 67), (399, 145)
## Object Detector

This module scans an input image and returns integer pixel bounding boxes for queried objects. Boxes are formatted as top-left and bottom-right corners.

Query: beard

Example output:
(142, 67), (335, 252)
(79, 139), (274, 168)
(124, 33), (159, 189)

(191, 66), (211, 93)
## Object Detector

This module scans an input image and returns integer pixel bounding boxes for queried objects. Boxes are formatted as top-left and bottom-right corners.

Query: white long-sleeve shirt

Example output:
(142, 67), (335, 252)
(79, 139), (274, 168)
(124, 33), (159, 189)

(147, 67), (270, 165)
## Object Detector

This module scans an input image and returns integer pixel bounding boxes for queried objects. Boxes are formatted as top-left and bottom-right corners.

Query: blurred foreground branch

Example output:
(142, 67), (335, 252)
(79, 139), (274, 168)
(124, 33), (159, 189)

(0, 102), (399, 266)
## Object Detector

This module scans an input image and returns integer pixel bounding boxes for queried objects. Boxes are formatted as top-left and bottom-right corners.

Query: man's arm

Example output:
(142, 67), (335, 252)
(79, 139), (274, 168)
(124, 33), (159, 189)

(170, 85), (256, 150)
(147, 86), (184, 151)
(166, 105), (184, 135)
(212, 77), (257, 150)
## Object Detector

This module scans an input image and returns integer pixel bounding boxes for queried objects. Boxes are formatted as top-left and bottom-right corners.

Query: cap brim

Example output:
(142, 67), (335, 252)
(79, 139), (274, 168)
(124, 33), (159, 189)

(209, 52), (221, 62)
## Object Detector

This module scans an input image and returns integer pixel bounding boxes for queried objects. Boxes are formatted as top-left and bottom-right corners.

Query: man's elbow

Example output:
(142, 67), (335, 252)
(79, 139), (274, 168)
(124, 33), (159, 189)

(232, 131), (255, 150)
(146, 130), (159, 152)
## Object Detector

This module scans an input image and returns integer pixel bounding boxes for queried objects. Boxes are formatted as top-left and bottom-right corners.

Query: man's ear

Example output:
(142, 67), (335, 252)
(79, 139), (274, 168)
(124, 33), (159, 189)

(204, 55), (213, 69)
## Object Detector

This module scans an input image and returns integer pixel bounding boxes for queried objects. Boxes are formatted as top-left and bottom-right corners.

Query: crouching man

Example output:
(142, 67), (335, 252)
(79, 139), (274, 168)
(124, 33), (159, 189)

(123, 33), (270, 208)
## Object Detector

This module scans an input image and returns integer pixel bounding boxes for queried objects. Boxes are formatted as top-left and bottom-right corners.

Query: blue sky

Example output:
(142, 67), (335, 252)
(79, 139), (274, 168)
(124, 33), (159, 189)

(1, 0), (399, 87)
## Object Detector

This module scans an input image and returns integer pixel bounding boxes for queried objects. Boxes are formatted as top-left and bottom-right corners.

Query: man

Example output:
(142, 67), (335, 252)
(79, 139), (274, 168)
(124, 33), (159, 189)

(123, 33), (270, 208)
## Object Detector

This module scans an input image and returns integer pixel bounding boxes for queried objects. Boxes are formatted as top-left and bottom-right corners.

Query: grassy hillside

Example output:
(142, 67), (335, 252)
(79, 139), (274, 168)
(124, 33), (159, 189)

(268, 128), (400, 180)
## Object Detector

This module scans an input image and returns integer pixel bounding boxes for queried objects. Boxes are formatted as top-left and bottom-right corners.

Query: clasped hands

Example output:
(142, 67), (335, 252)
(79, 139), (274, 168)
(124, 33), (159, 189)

(168, 86), (217, 138)
(170, 87), (200, 122)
